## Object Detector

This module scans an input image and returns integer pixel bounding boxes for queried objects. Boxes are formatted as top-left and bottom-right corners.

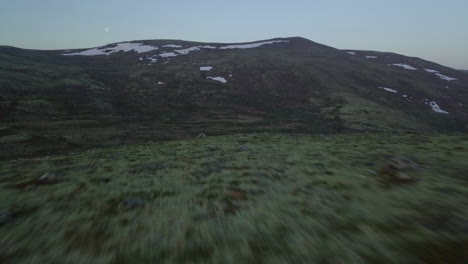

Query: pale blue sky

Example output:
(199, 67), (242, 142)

(1, 0), (467, 69)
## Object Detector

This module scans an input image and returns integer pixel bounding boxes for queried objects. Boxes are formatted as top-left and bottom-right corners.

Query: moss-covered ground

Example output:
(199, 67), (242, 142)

(1, 133), (467, 263)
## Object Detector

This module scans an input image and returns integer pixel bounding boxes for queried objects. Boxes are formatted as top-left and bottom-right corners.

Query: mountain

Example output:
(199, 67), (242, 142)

(1, 37), (467, 159)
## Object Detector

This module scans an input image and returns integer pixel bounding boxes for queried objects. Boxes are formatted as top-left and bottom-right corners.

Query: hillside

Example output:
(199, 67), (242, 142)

(1, 133), (468, 263)
(1, 37), (468, 159)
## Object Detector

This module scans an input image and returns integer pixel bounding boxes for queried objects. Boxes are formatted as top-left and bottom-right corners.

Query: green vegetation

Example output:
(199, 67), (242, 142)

(1, 38), (467, 263)
(1, 133), (467, 263)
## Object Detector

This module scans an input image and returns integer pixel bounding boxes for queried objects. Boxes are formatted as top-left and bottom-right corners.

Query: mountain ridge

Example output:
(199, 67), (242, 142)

(0, 37), (321, 52)
(1, 36), (467, 159)
(2, 36), (464, 73)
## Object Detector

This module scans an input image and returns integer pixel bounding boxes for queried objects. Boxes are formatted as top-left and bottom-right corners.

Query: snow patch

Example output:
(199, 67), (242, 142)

(145, 54), (159, 63)
(158, 81), (166, 85)
(219, 40), (289, 49)
(347, 51), (355, 55)
(435, 73), (457, 81)
(198, 45), (217, 49)
(366, 56), (377, 59)
(200, 66), (213, 71)
(424, 69), (457, 81)
(65, 40), (290, 61)
(206, 76), (227, 83)
(175, 46), (201, 55)
(424, 68), (458, 81)
(158, 46), (216, 58)
(389, 63), (417, 70)
(378, 87), (398, 93)
(62, 42), (158, 56)
(429, 101), (449, 114)
(159, 52), (178, 58)
(163, 44), (182, 48)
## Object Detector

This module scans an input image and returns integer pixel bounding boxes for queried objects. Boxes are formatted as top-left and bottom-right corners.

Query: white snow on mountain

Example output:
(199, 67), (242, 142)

(429, 101), (449, 114)
(163, 44), (183, 48)
(435, 73), (457, 81)
(378, 87), (398, 93)
(63, 42), (158, 56)
(424, 69), (458, 80)
(200, 66), (213, 71)
(389, 63), (417, 70)
(423, 69), (457, 81)
(158, 46), (216, 58)
(198, 45), (217, 49)
(175, 46), (202, 55)
(159, 52), (178, 58)
(63, 40), (290, 60)
(219, 40), (289, 49)
(206, 76), (227, 83)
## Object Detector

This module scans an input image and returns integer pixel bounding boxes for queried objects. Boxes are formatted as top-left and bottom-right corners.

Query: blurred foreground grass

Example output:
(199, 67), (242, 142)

(1, 133), (467, 263)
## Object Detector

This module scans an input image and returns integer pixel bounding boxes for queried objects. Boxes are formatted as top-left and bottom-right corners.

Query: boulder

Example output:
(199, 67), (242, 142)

(36, 172), (65, 185)
(196, 133), (206, 139)
(0, 209), (13, 226)
(122, 198), (145, 209)
(380, 156), (418, 184)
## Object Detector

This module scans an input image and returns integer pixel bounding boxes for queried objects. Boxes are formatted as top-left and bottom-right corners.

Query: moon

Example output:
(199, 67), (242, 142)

(105, 27), (109, 33)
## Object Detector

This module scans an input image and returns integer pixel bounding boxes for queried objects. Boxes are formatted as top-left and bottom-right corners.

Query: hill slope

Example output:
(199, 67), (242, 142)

(1, 37), (468, 158)
(1, 133), (468, 263)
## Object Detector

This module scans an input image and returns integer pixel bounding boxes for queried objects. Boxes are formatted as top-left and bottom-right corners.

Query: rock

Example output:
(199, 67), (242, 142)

(141, 162), (167, 171)
(319, 134), (329, 140)
(388, 157), (417, 171)
(0, 126), (12, 137)
(36, 172), (65, 185)
(226, 190), (247, 200)
(123, 198), (145, 208)
(0, 209), (13, 226)
(239, 144), (250, 151)
(206, 164), (223, 174)
(0, 134), (32, 144)
(196, 133), (206, 139)
(393, 172), (417, 183)
(208, 145), (221, 151)
(380, 156), (419, 184)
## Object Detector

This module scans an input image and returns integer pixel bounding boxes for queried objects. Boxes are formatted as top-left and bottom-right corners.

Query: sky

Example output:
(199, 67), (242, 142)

(1, 0), (467, 69)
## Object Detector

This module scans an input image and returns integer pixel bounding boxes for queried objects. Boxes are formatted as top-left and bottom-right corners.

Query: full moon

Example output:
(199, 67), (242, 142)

(105, 27), (109, 33)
